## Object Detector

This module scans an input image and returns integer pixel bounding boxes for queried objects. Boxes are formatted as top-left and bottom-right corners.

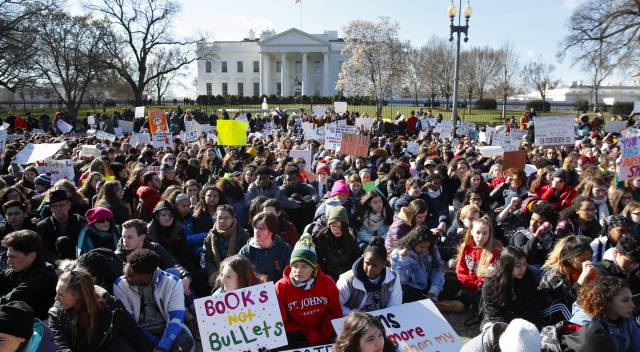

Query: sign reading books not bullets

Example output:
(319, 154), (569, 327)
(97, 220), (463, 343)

(332, 300), (463, 352)
(194, 282), (287, 352)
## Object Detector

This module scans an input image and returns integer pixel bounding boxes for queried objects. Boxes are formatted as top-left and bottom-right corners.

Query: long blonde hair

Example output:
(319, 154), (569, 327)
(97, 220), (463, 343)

(456, 216), (500, 277)
(542, 235), (593, 283)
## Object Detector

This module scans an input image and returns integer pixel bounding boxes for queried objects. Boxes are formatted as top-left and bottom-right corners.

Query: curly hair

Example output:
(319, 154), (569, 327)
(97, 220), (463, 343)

(577, 276), (629, 320)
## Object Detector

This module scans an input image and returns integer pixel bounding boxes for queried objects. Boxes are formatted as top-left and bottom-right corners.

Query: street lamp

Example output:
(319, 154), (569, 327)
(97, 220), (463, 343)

(448, 0), (471, 136)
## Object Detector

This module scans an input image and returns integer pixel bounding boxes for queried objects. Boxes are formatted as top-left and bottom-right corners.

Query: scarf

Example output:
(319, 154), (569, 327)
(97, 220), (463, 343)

(210, 221), (238, 266)
(427, 186), (442, 199)
(364, 212), (385, 233)
(290, 271), (317, 291)
(593, 197), (610, 226)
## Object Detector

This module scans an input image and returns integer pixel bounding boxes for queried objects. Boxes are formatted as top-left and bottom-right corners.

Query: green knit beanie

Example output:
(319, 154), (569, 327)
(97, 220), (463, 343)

(290, 234), (317, 268)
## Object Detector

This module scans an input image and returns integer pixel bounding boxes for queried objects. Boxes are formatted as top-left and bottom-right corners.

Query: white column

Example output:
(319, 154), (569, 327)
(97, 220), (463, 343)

(280, 53), (287, 97)
(323, 52), (330, 96)
(259, 52), (264, 96)
(301, 52), (308, 96)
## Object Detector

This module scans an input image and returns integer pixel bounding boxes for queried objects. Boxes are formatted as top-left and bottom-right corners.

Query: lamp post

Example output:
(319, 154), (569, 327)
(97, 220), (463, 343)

(448, 0), (472, 136)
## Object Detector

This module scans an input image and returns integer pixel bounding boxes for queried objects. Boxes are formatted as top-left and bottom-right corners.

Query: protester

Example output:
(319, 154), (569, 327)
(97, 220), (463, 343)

(210, 254), (266, 294)
(313, 205), (359, 281)
(333, 311), (399, 352)
(239, 211), (291, 281)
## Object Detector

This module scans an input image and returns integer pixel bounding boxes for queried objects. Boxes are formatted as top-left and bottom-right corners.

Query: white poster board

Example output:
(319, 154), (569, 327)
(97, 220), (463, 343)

(135, 106), (145, 118)
(130, 133), (152, 147)
(534, 116), (575, 146)
(15, 142), (65, 164)
(194, 282), (287, 352)
(332, 300), (463, 352)
(96, 130), (116, 142)
(324, 124), (359, 151)
(281, 345), (333, 352)
(118, 120), (134, 134)
(35, 159), (75, 183)
(478, 146), (505, 158)
(334, 101), (347, 114)
(152, 132), (174, 148)
(619, 136), (640, 180)
(56, 119), (73, 133)
(182, 130), (199, 143)
(0, 130), (7, 152)
(303, 123), (324, 141)
(605, 120), (628, 133)
(79, 145), (103, 159)
(492, 132), (520, 152)
(406, 142), (420, 155)
(355, 117), (373, 130)
(87, 115), (96, 127)
(312, 106), (326, 116)
(290, 149), (312, 167)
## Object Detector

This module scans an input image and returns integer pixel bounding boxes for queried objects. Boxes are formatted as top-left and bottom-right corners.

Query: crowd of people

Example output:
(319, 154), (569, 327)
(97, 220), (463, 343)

(0, 105), (638, 352)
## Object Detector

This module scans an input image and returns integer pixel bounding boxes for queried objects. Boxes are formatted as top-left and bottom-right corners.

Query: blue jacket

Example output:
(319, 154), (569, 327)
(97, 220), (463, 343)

(239, 237), (291, 282)
(113, 268), (189, 351)
(180, 217), (206, 255)
(76, 224), (120, 258)
(390, 246), (445, 296)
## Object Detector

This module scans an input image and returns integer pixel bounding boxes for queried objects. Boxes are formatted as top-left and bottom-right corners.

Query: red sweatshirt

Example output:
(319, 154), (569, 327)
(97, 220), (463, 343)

(275, 266), (343, 345)
(456, 241), (501, 292)
(536, 184), (577, 210)
(135, 186), (161, 216)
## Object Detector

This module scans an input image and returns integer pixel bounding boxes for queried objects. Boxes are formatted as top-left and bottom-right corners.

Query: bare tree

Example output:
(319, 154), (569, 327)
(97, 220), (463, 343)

(84, 0), (208, 106)
(0, 0), (53, 91)
(586, 42), (616, 111)
(472, 47), (501, 101)
(423, 36), (455, 111)
(400, 47), (427, 107)
(33, 10), (104, 120)
(494, 41), (520, 117)
(522, 58), (558, 110)
(459, 50), (476, 114)
(336, 17), (409, 115)
(562, 0), (640, 71)
(145, 48), (186, 103)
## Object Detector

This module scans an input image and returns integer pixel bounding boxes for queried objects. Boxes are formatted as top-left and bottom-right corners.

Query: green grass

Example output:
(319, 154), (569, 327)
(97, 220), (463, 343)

(0, 103), (594, 126)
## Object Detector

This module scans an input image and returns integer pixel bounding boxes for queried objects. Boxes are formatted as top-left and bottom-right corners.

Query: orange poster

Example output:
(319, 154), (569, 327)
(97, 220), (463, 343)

(148, 110), (169, 133)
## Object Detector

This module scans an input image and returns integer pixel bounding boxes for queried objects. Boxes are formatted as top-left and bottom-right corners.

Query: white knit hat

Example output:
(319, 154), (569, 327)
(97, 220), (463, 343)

(498, 319), (541, 352)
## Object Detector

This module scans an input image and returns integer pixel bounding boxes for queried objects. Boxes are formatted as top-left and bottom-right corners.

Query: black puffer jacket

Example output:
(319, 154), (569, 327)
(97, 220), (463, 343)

(480, 270), (541, 328)
(0, 257), (57, 320)
(537, 267), (580, 311)
(48, 286), (153, 352)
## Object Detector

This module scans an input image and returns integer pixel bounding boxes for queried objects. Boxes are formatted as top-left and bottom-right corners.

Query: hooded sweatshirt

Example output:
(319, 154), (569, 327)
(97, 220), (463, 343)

(456, 240), (501, 292)
(275, 266), (343, 345)
(238, 237), (291, 282)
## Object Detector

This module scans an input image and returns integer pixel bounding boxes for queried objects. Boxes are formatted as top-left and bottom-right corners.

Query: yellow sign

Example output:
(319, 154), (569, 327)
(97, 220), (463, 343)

(217, 120), (248, 146)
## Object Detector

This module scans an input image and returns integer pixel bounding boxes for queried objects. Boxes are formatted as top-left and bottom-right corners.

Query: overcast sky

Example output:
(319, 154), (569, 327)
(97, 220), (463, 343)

(70, 0), (626, 97)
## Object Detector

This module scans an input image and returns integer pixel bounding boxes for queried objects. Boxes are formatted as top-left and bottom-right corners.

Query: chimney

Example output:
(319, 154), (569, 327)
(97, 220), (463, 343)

(249, 29), (255, 40)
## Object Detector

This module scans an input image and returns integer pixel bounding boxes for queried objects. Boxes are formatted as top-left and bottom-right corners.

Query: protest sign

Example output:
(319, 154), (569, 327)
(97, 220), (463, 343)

(0, 130), (7, 152)
(634, 101), (640, 114)
(332, 299), (463, 352)
(289, 149), (312, 168)
(235, 115), (248, 122)
(145, 165), (161, 173)
(479, 132), (488, 143)
(130, 133), (151, 147)
(152, 132), (174, 148)
(509, 129), (528, 140)
(534, 116), (575, 146)
(478, 146), (504, 158)
(334, 101), (347, 114)
(15, 143), (65, 165)
(340, 134), (370, 157)
(437, 121), (453, 140)
(355, 117), (373, 130)
(194, 282), (287, 352)
(31, 128), (44, 135)
(87, 115), (96, 127)
(503, 150), (527, 171)
(217, 120), (248, 146)
(280, 345), (333, 352)
(80, 145), (102, 159)
(56, 119), (73, 133)
(524, 164), (538, 177)
(492, 132), (520, 152)
(96, 130), (116, 142)
(135, 106), (145, 118)
(118, 120), (134, 134)
(306, 127), (325, 141)
(325, 124), (359, 151)
(605, 120), (628, 133)
(35, 159), (74, 183)
(114, 128), (123, 137)
(362, 181), (376, 192)
(406, 142), (420, 155)
(148, 110), (169, 133)
(182, 130), (199, 143)
(312, 106), (326, 116)
(458, 121), (476, 136)
(294, 117), (304, 137)
(619, 135), (640, 180)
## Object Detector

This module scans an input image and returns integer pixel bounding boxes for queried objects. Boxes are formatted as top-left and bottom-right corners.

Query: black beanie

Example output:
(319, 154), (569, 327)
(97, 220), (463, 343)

(0, 301), (34, 339)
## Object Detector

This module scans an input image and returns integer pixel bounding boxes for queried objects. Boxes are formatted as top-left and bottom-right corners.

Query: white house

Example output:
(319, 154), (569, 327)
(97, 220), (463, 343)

(513, 81), (640, 105)
(197, 28), (349, 97)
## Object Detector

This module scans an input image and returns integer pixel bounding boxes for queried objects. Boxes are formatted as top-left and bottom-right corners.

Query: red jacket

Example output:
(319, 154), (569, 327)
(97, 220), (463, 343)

(536, 184), (577, 210)
(275, 266), (343, 345)
(135, 186), (161, 216)
(456, 241), (501, 292)
(406, 115), (418, 135)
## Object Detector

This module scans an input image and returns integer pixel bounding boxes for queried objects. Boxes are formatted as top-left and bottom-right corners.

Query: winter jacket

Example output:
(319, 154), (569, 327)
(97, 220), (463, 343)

(384, 210), (413, 254)
(336, 256), (402, 315)
(179, 215), (206, 255)
(455, 241), (501, 292)
(442, 217), (466, 261)
(569, 311), (640, 352)
(49, 286), (153, 352)
(393, 192), (449, 227)
(556, 216), (602, 239)
(313, 227), (360, 281)
(21, 319), (57, 352)
(537, 184), (577, 210)
(147, 219), (197, 274)
(590, 235), (616, 263)
(0, 218), (35, 241)
(76, 223), (120, 258)
(537, 267), (584, 311)
(192, 209), (215, 235)
(113, 268), (188, 352)
(245, 181), (300, 209)
(200, 223), (251, 277)
(35, 213), (87, 261)
(115, 238), (190, 279)
(135, 186), (161, 218)
(510, 226), (555, 266)
(390, 247), (444, 296)
(239, 237), (291, 282)
(0, 258), (57, 320)
(595, 258), (640, 294)
(275, 266), (343, 345)
(480, 270), (541, 328)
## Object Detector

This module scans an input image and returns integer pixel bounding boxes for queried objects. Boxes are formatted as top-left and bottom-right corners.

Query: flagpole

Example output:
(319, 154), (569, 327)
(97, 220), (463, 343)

(299, 0), (303, 30)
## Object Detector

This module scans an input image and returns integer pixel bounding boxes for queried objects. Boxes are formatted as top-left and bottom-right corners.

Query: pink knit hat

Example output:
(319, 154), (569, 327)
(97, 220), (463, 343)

(330, 180), (349, 197)
(85, 207), (114, 226)
(316, 162), (330, 175)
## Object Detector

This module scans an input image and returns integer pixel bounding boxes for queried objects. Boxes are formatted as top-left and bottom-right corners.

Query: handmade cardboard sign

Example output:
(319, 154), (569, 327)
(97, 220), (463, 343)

(332, 300), (463, 352)
(334, 101), (347, 114)
(148, 110), (169, 133)
(15, 143), (65, 164)
(118, 120), (134, 134)
(619, 135), (640, 180)
(56, 119), (73, 133)
(79, 145), (102, 159)
(135, 106), (145, 118)
(340, 134), (370, 157)
(217, 120), (248, 146)
(604, 120), (628, 133)
(534, 116), (575, 146)
(194, 282), (287, 352)
(152, 132), (174, 148)
(35, 159), (75, 183)
(503, 150), (526, 171)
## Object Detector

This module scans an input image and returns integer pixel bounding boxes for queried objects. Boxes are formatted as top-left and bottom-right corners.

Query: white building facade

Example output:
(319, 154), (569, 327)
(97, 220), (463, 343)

(197, 28), (349, 97)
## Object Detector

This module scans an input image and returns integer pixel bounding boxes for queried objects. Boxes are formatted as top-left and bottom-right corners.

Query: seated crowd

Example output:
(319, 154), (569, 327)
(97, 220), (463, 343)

(0, 107), (639, 352)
